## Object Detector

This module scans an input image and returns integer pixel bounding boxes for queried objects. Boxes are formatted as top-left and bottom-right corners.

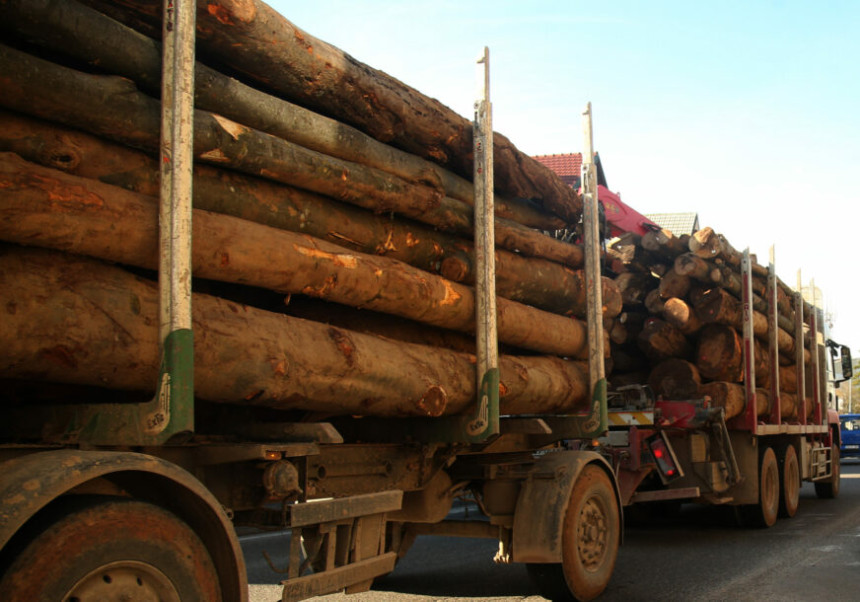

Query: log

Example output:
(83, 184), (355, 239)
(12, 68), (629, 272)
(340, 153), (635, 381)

(0, 111), (594, 316)
(644, 289), (666, 315)
(693, 287), (807, 360)
(615, 272), (659, 307)
(439, 249), (621, 317)
(0, 0), (566, 232)
(641, 229), (690, 261)
(662, 298), (702, 335)
(0, 43), (448, 217)
(648, 359), (701, 400)
(674, 253), (716, 282)
(695, 324), (769, 385)
(658, 269), (691, 300)
(608, 233), (660, 273)
(610, 345), (651, 373)
(637, 318), (692, 362)
(0, 153), (593, 356)
(0, 54), (585, 269)
(78, 0), (582, 222)
(0, 247), (590, 417)
(699, 382), (769, 421)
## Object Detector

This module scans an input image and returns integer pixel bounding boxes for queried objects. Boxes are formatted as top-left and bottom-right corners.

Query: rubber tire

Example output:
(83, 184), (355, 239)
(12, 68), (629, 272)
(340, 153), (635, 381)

(815, 443), (840, 499)
(778, 444), (800, 518)
(0, 497), (221, 601)
(527, 465), (620, 601)
(742, 446), (779, 528)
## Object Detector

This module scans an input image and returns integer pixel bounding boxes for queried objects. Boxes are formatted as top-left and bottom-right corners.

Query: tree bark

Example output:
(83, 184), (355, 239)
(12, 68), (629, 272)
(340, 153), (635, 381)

(699, 382), (769, 421)
(0, 0), (567, 232)
(693, 287), (808, 361)
(648, 359), (701, 400)
(0, 111), (596, 316)
(615, 272), (660, 307)
(0, 247), (590, 417)
(637, 318), (692, 362)
(674, 253), (716, 282)
(641, 229), (690, 261)
(658, 269), (691, 300)
(76, 0), (582, 222)
(0, 62), (584, 270)
(695, 324), (770, 385)
(0, 153), (593, 356)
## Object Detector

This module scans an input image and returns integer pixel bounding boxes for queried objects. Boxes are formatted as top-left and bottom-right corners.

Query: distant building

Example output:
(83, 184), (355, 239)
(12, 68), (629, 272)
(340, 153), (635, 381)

(644, 213), (700, 236)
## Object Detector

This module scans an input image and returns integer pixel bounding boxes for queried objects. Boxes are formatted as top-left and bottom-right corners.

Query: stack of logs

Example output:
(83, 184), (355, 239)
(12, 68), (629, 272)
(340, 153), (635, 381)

(606, 226), (816, 422)
(0, 0), (813, 425)
(0, 0), (623, 420)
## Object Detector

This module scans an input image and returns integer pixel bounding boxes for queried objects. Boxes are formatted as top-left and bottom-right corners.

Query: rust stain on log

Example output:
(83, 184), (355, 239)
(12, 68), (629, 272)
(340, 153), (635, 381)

(439, 280), (462, 306)
(38, 345), (79, 369)
(327, 327), (355, 365)
(211, 114), (249, 140)
(270, 358), (288, 377)
(16, 172), (105, 210)
(294, 244), (358, 268)
(207, 0), (256, 25)
(199, 148), (230, 162)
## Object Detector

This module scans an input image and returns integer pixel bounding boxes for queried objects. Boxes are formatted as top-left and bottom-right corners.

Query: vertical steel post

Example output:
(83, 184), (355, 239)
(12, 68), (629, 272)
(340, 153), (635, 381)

(741, 249), (757, 430)
(149, 0), (196, 437)
(767, 247), (780, 424)
(795, 270), (806, 424)
(809, 281), (822, 424)
(581, 102), (607, 435)
(468, 46), (499, 438)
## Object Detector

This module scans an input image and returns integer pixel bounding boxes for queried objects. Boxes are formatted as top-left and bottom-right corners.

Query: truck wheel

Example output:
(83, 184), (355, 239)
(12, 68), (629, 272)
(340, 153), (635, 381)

(0, 497), (221, 601)
(742, 446), (779, 528)
(814, 443), (840, 499)
(527, 465), (620, 601)
(778, 444), (800, 518)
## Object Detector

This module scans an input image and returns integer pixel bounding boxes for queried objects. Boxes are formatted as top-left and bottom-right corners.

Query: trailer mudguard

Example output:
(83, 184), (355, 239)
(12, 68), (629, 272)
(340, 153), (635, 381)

(0, 449), (247, 602)
(512, 450), (620, 563)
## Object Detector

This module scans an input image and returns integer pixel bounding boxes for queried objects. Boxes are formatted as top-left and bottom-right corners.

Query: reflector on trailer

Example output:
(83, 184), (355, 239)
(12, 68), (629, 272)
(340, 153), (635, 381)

(647, 432), (684, 484)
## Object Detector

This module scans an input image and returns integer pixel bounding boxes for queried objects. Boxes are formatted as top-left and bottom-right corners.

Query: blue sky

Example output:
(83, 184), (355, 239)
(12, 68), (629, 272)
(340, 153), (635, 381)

(270, 1), (860, 349)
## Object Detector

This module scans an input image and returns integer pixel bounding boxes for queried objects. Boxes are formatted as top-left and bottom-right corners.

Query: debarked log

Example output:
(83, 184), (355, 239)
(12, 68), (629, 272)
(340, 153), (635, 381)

(0, 247), (590, 417)
(0, 153), (592, 356)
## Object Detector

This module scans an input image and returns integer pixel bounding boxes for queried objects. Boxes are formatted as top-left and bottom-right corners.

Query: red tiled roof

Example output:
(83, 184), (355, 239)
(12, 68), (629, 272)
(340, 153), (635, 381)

(533, 153), (583, 177)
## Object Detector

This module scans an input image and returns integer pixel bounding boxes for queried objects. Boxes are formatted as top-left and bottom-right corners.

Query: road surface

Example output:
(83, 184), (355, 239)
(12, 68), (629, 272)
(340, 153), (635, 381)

(245, 460), (860, 601)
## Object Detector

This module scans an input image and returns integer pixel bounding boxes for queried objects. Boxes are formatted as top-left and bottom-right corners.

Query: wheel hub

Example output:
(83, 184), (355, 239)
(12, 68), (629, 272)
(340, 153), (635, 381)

(577, 496), (608, 571)
(65, 561), (180, 602)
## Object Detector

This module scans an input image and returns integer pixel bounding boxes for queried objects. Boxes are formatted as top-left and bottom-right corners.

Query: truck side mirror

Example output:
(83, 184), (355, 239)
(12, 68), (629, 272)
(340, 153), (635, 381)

(841, 345), (853, 380)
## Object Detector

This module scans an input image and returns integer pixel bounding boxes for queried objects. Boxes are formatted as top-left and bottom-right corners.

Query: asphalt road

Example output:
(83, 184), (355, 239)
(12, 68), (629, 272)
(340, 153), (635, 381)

(245, 460), (860, 601)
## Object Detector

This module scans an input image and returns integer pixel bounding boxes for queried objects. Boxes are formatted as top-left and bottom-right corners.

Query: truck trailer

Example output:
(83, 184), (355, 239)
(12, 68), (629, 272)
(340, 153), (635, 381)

(0, 1), (622, 601)
(0, 1), (848, 601)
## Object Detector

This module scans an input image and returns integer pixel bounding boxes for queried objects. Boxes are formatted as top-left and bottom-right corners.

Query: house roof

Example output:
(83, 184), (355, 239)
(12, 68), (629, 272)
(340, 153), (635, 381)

(533, 152), (657, 236)
(645, 212), (700, 236)
(533, 152), (607, 188)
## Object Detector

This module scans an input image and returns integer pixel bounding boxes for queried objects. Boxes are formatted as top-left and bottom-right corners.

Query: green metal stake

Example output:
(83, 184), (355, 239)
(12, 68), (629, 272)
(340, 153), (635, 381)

(69, 0), (196, 446)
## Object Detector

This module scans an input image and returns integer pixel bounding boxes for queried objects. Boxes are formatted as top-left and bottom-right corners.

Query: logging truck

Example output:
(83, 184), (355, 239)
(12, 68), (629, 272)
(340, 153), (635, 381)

(0, 1), (621, 601)
(0, 2), (849, 601)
